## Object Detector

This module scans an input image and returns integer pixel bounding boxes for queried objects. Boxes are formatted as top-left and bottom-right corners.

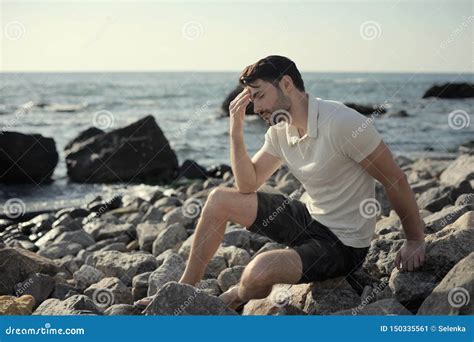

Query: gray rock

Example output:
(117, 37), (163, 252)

(455, 193), (474, 207)
(55, 229), (95, 248)
(147, 253), (185, 296)
(137, 222), (165, 252)
(423, 204), (471, 233)
(152, 222), (188, 256)
(98, 242), (128, 252)
(177, 233), (194, 259)
(334, 299), (412, 315)
(440, 154), (474, 189)
(163, 206), (196, 230)
(35, 227), (69, 248)
(204, 255), (227, 279)
(222, 228), (252, 251)
(363, 238), (405, 278)
(388, 269), (438, 303)
(50, 282), (80, 300)
(418, 252), (474, 315)
(375, 216), (401, 235)
(86, 250), (158, 286)
(143, 281), (236, 315)
(156, 249), (177, 267)
(217, 266), (245, 292)
(38, 242), (83, 259)
(33, 295), (101, 315)
(196, 278), (221, 296)
(417, 186), (454, 212)
(410, 179), (438, 194)
(132, 271), (151, 301)
(216, 246), (251, 267)
(104, 304), (141, 315)
(14, 273), (55, 308)
(304, 279), (361, 315)
(73, 265), (105, 290)
(84, 277), (133, 308)
(83, 220), (134, 241)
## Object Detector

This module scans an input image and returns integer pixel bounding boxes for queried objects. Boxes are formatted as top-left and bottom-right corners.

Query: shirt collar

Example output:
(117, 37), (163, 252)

(286, 95), (319, 146)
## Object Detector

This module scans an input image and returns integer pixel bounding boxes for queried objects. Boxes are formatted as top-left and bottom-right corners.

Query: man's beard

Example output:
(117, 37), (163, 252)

(263, 93), (291, 126)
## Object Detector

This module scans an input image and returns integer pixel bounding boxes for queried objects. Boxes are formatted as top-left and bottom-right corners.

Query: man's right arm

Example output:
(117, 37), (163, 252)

(229, 89), (282, 193)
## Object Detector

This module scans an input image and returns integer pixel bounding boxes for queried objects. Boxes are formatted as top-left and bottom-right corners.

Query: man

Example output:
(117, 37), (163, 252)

(138, 55), (426, 310)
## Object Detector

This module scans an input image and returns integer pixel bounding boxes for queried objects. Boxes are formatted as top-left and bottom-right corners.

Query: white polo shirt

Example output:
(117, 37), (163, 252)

(261, 95), (383, 248)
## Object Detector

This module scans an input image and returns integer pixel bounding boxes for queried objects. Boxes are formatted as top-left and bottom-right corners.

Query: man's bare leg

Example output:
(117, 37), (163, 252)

(179, 187), (258, 285)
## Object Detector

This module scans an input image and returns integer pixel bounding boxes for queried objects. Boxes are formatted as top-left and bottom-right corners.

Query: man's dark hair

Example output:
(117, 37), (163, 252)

(239, 55), (305, 92)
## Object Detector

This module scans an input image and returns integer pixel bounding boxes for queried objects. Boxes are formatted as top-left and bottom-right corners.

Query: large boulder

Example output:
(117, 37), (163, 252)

(418, 252), (474, 315)
(144, 281), (236, 315)
(0, 132), (58, 184)
(422, 83), (474, 99)
(147, 253), (184, 296)
(65, 115), (178, 183)
(439, 154), (474, 190)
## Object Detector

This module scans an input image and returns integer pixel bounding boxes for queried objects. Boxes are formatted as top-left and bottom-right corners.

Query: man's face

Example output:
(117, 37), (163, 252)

(247, 79), (291, 126)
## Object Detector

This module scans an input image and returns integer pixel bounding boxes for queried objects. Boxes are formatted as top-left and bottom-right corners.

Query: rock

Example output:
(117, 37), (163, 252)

(0, 295), (35, 315)
(375, 216), (401, 235)
(222, 228), (252, 251)
(84, 277), (133, 308)
(375, 182), (391, 216)
(147, 253), (184, 296)
(388, 269), (438, 304)
(98, 242), (128, 252)
(410, 179), (438, 194)
(344, 103), (386, 115)
(137, 222), (165, 252)
(38, 242), (83, 259)
(86, 250), (158, 286)
(65, 115), (178, 183)
(64, 127), (104, 151)
(14, 273), (55, 308)
(440, 154), (474, 190)
(221, 85), (255, 116)
(73, 265), (105, 290)
(206, 164), (233, 179)
(132, 272), (151, 301)
(177, 233), (194, 259)
(33, 294), (101, 315)
(104, 304), (141, 315)
(196, 279), (221, 296)
(18, 213), (54, 235)
(455, 193), (474, 207)
(422, 82), (474, 98)
(156, 249), (177, 267)
(417, 186), (455, 212)
(363, 238), (405, 278)
(423, 205), (471, 233)
(335, 299), (412, 315)
(0, 132), (58, 184)
(50, 282), (79, 300)
(217, 266), (245, 292)
(385, 110), (409, 118)
(163, 206), (197, 230)
(204, 255), (227, 279)
(83, 219), (134, 241)
(0, 247), (59, 295)
(418, 252), (474, 315)
(55, 229), (95, 248)
(176, 159), (208, 180)
(152, 223), (188, 256)
(144, 281), (237, 315)
(216, 245), (251, 267)
(458, 140), (474, 155)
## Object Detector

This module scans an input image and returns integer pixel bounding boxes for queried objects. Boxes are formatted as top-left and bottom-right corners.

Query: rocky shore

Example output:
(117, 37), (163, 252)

(0, 144), (472, 316)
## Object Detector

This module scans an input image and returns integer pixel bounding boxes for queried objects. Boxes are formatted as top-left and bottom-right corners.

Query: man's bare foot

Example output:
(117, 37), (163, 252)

(218, 286), (247, 310)
(134, 295), (155, 308)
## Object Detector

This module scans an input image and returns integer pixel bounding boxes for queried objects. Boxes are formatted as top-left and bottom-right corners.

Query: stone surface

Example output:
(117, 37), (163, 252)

(147, 253), (184, 296)
(84, 277), (133, 308)
(13, 273), (55, 308)
(33, 295), (101, 315)
(0, 295), (35, 315)
(334, 299), (412, 315)
(73, 265), (105, 290)
(217, 266), (245, 292)
(152, 223), (188, 256)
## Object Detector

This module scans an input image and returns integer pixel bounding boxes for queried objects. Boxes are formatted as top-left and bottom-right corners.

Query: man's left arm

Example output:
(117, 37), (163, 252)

(359, 140), (426, 272)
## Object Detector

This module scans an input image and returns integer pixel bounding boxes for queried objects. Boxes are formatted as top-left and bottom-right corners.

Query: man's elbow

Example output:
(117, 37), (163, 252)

(236, 185), (256, 194)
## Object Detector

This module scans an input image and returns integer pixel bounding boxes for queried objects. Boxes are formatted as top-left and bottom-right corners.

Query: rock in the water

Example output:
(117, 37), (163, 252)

(422, 82), (474, 99)
(0, 247), (59, 295)
(0, 132), (58, 184)
(344, 103), (386, 115)
(152, 223), (188, 256)
(14, 273), (55, 308)
(147, 253), (184, 296)
(33, 294), (101, 315)
(334, 299), (412, 315)
(144, 281), (236, 315)
(84, 277), (133, 308)
(65, 115), (178, 183)
(64, 127), (104, 151)
(86, 250), (158, 286)
(217, 266), (245, 292)
(0, 295), (35, 315)
(418, 252), (474, 315)
(176, 159), (208, 180)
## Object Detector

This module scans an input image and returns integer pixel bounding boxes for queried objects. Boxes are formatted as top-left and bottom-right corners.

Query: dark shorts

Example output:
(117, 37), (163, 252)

(247, 191), (369, 284)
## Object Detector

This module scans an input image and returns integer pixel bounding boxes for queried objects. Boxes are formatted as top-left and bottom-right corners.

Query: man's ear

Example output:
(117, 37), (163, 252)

(279, 75), (293, 94)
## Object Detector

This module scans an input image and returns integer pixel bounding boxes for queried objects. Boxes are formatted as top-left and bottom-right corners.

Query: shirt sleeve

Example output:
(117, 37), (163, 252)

(260, 128), (281, 159)
(330, 107), (383, 163)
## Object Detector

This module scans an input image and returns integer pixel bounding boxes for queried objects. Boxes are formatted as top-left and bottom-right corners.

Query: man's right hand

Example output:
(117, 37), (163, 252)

(229, 89), (251, 136)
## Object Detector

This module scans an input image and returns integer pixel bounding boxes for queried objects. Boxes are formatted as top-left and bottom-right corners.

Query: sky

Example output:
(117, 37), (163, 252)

(0, 0), (472, 73)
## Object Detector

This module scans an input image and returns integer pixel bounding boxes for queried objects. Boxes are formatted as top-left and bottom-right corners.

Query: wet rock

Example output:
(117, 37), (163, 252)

(422, 82), (474, 99)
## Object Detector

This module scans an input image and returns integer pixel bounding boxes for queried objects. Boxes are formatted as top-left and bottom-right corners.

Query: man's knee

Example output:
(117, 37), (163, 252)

(205, 187), (234, 211)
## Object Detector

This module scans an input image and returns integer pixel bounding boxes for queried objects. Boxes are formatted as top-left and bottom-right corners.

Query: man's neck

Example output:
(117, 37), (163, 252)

(290, 92), (309, 137)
